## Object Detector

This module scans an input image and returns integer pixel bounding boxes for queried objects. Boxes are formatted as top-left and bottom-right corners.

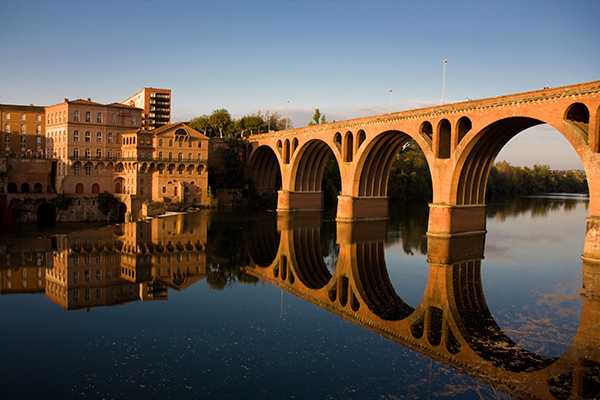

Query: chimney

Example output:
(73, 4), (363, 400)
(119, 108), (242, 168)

(64, 98), (69, 103)
(87, 98), (91, 101)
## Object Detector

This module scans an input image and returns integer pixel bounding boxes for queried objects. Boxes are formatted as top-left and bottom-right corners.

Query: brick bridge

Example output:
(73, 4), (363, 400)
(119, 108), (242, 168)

(246, 80), (600, 236)
(245, 214), (600, 400)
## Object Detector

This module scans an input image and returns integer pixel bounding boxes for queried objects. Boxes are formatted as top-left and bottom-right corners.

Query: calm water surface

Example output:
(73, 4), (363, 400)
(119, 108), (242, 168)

(0, 195), (595, 399)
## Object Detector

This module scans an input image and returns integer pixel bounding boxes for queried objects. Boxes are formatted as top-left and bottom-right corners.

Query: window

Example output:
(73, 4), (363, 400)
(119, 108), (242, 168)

(108, 132), (113, 143)
(108, 150), (112, 159)
(85, 270), (90, 282)
(159, 139), (163, 146)
(36, 125), (41, 134)
(21, 124), (25, 134)
(140, 187), (144, 195)
(197, 153), (202, 160)
(37, 114), (41, 121)
(74, 111), (79, 122)
(85, 164), (91, 175)
(36, 137), (41, 144)
(21, 114), (26, 120)
(85, 131), (90, 142)
(178, 153), (182, 161)
(73, 271), (79, 283)
(148, 152), (153, 159)
(198, 141), (202, 148)
(159, 165), (164, 174)
(168, 152), (172, 161)
(5, 113), (9, 119)
(95, 132), (101, 142)
(73, 148), (79, 158)
(4, 124), (8, 133)
(96, 149), (102, 159)
(131, 116), (135, 126)
(97, 112), (102, 123)
(189, 141), (192, 148)
(162, 186), (166, 193)
(169, 140), (173, 146)
(74, 163), (80, 175)
(188, 153), (192, 161)
(116, 150), (120, 158)
(85, 148), (90, 159)
(140, 151), (144, 158)
(85, 112), (90, 122)
(112, 113), (116, 124)
(158, 151), (162, 160)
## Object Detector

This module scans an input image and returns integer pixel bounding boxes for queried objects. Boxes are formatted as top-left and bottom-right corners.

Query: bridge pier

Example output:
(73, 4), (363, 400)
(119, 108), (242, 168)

(336, 195), (389, 222)
(276, 190), (323, 213)
(427, 203), (487, 238)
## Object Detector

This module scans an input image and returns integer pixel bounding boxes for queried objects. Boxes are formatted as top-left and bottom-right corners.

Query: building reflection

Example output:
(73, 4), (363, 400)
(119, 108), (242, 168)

(245, 212), (600, 400)
(0, 211), (208, 309)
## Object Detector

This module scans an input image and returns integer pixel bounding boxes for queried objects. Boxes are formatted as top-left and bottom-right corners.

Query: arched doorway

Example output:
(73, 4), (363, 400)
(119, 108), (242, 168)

(21, 183), (30, 193)
(37, 202), (56, 226)
(75, 183), (84, 193)
(92, 183), (100, 194)
(116, 202), (127, 222)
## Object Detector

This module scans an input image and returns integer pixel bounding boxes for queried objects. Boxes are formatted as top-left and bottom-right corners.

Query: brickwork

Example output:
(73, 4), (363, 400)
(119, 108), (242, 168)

(247, 80), (600, 231)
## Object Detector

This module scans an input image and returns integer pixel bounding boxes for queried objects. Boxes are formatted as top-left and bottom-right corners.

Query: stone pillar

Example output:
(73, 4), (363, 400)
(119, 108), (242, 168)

(427, 203), (487, 238)
(336, 195), (389, 222)
(276, 190), (323, 213)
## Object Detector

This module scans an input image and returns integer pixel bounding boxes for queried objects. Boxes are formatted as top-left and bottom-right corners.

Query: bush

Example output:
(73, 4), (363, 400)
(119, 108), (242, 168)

(97, 191), (117, 215)
(50, 194), (72, 210)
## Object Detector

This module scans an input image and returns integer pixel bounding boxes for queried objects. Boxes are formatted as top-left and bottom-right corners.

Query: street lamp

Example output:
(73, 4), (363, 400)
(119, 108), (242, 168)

(442, 60), (448, 105)
(389, 89), (393, 113)
(286, 100), (289, 130)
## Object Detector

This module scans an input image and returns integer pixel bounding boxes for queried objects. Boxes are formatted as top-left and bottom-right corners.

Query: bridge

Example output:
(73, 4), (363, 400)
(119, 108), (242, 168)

(246, 80), (600, 237)
(244, 213), (600, 400)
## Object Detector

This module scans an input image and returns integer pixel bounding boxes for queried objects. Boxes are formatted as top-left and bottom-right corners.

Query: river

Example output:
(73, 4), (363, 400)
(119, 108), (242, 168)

(0, 195), (596, 399)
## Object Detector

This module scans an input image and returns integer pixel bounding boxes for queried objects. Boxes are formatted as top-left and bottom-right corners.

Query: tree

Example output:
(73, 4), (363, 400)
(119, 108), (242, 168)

(97, 191), (117, 215)
(238, 113), (265, 136)
(308, 109), (327, 126)
(209, 109), (232, 138)
(187, 115), (211, 136)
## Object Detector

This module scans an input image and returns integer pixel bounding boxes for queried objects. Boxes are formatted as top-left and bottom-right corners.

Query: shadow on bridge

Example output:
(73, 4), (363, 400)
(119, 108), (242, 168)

(245, 212), (600, 400)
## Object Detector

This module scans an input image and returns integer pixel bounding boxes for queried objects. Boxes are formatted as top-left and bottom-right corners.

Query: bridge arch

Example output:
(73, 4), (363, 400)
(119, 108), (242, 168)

(291, 139), (336, 192)
(355, 130), (414, 197)
(247, 145), (281, 191)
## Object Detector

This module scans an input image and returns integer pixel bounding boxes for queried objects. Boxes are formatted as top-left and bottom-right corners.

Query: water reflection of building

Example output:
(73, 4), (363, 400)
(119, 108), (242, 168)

(245, 213), (600, 400)
(0, 212), (208, 309)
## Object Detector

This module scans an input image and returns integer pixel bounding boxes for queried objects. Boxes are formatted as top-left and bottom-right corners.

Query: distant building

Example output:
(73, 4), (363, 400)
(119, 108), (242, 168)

(122, 88), (171, 131)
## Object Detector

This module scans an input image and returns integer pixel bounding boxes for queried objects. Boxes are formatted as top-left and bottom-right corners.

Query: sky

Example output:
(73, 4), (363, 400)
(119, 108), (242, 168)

(1, 0), (598, 170)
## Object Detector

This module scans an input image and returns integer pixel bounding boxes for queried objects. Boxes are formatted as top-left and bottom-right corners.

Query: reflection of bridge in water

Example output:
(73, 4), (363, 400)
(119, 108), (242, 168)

(245, 213), (600, 400)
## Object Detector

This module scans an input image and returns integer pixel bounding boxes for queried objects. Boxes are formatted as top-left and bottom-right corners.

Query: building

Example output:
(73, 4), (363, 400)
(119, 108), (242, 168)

(1, 104), (46, 159)
(45, 98), (143, 195)
(122, 88), (171, 131)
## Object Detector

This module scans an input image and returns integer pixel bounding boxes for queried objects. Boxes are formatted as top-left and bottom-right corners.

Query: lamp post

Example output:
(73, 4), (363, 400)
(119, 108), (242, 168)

(286, 100), (289, 130)
(389, 89), (393, 113)
(442, 60), (448, 105)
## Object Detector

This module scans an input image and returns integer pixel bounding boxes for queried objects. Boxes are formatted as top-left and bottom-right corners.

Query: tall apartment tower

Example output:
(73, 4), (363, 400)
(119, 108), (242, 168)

(122, 88), (171, 131)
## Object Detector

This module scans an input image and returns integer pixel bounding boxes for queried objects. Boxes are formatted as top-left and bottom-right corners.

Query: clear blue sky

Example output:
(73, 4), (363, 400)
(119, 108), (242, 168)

(2, 0), (598, 169)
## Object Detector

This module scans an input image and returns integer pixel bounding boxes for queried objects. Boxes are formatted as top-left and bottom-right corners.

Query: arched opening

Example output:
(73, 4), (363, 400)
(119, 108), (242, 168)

(21, 183), (30, 193)
(420, 121), (433, 140)
(75, 183), (84, 193)
(357, 130), (366, 149)
(344, 131), (353, 162)
(456, 116), (472, 145)
(437, 119), (451, 159)
(247, 146), (282, 207)
(37, 202), (56, 226)
(33, 183), (43, 193)
(565, 102), (590, 124)
(284, 139), (290, 164)
(115, 182), (122, 193)
(92, 183), (100, 193)
(293, 140), (340, 213)
(116, 202), (127, 222)
(357, 131), (431, 202)
(7, 183), (17, 193)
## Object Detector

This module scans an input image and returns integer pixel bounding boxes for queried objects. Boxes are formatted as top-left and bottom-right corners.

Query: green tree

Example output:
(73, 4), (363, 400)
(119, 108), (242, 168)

(50, 194), (72, 210)
(238, 113), (265, 136)
(209, 109), (232, 138)
(97, 191), (117, 215)
(187, 114), (211, 136)
(308, 109), (327, 126)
